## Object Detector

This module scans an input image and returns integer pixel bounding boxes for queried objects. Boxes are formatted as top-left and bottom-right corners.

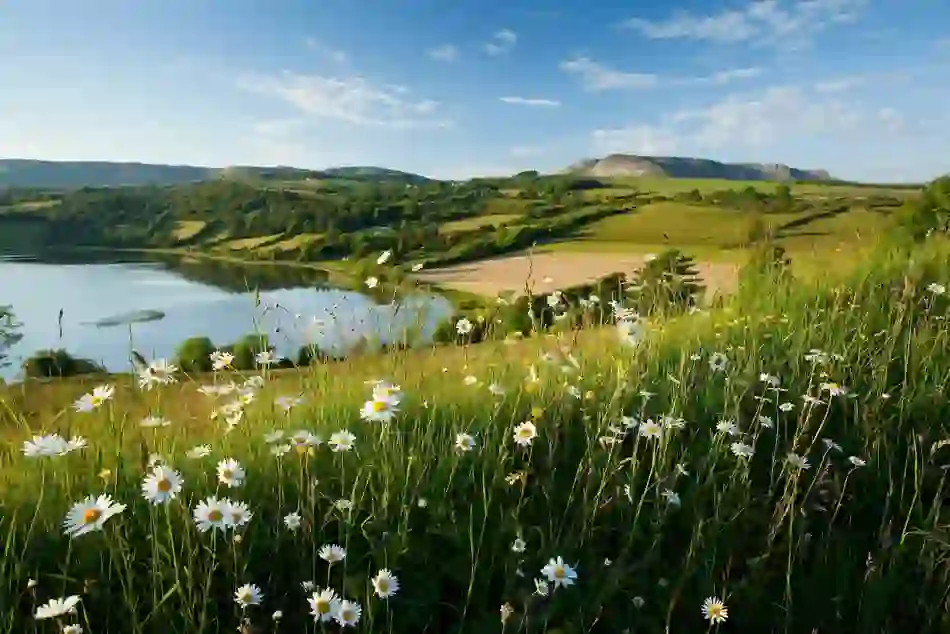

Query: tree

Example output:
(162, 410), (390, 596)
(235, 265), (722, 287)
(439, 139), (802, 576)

(0, 305), (23, 369)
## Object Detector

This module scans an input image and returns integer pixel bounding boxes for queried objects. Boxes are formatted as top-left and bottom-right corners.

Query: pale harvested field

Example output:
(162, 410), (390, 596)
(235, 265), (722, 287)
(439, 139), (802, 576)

(416, 252), (739, 302)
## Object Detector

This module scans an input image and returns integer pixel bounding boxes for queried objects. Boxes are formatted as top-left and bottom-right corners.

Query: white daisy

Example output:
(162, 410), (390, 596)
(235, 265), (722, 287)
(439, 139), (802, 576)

(216, 458), (245, 488)
(785, 452), (811, 471)
(377, 250), (392, 265)
(540, 556), (577, 588)
(335, 600), (362, 627)
(209, 350), (234, 370)
(34, 595), (80, 620)
(226, 500), (253, 527)
(73, 384), (115, 412)
(638, 420), (663, 439)
(193, 496), (231, 533)
(141, 465), (184, 505)
(513, 421), (537, 447)
(139, 415), (171, 428)
(283, 512), (302, 531)
(234, 583), (263, 608)
(371, 569), (400, 598)
(318, 543), (346, 564)
(365, 276), (379, 289)
(455, 432), (476, 452)
(456, 318), (474, 335)
(730, 442), (754, 458)
(701, 596), (728, 624)
(62, 495), (126, 538)
(308, 587), (341, 623)
(360, 398), (398, 423)
(328, 430), (356, 452)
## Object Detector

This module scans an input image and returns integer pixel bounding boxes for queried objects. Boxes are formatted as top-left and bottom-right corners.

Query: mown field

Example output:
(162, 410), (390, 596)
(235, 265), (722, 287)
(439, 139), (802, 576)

(2, 235), (950, 633)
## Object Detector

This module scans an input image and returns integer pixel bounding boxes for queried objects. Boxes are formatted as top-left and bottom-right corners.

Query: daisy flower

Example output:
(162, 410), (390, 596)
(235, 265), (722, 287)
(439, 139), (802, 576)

(456, 318), (474, 335)
(62, 495), (126, 538)
(328, 430), (356, 452)
(455, 432), (476, 452)
(335, 600), (362, 627)
(308, 587), (341, 623)
(193, 496), (231, 533)
(318, 544), (346, 564)
(360, 398), (398, 423)
(216, 458), (245, 487)
(513, 421), (538, 447)
(540, 556), (577, 588)
(141, 465), (184, 505)
(186, 445), (212, 459)
(34, 595), (80, 620)
(371, 569), (400, 598)
(234, 583), (263, 608)
(701, 596), (728, 624)
(284, 512), (302, 531)
(73, 384), (115, 412)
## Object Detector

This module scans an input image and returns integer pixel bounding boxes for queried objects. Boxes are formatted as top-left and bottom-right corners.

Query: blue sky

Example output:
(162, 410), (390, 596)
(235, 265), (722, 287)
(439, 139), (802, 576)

(1, 0), (948, 182)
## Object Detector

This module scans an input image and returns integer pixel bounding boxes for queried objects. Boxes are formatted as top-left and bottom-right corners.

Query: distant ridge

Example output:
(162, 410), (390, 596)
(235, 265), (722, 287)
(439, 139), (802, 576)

(0, 159), (431, 189)
(565, 154), (835, 182)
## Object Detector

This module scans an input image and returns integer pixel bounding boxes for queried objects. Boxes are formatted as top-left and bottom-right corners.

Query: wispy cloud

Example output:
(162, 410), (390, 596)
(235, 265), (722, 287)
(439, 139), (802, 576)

(591, 84), (892, 156)
(499, 96), (561, 107)
(304, 37), (348, 63)
(427, 44), (458, 62)
(559, 57), (658, 91)
(560, 56), (761, 91)
(237, 71), (451, 129)
(619, 0), (866, 47)
(485, 29), (517, 56)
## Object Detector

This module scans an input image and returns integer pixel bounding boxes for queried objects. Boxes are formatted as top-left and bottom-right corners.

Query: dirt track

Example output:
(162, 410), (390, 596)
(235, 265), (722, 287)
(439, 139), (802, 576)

(415, 252), (739, 301)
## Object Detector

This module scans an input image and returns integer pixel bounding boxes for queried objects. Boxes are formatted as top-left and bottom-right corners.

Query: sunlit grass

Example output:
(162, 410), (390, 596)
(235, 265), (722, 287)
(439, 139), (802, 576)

(2, 239), (950, 633)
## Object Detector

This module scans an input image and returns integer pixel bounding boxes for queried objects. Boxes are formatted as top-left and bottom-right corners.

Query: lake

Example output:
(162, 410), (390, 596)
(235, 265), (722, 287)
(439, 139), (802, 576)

(0, 252), (454, 380)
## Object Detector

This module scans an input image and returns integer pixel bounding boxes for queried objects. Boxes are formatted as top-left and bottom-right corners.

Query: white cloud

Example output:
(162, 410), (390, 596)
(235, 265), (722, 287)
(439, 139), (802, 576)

(559, 57), (658, 91)
(237, 71), (451, 129)
(591, 84), (897, 156)
(499, 96), (561, 107)
(560, 56), (761, 91)
(485, 29), (517, 56)
(620, 0), (866, 47)
(427, 45), (459, 62)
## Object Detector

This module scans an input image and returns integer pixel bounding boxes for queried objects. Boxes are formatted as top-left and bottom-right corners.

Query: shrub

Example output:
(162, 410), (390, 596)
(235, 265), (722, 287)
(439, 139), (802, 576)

(231, 333), (271, 370)
(626, 249), (705, 316)
(174, 336), (216, 373)
(22, 349), (104, 378)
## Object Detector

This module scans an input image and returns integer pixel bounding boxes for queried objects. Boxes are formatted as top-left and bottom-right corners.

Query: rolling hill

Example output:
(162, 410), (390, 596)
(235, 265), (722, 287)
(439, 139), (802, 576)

(0, 159), (431, 189)
(567, 154), (835, 182)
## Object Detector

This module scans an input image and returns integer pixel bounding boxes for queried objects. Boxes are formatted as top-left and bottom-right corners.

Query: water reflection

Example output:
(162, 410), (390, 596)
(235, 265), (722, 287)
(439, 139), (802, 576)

(0, 252), (453, 379)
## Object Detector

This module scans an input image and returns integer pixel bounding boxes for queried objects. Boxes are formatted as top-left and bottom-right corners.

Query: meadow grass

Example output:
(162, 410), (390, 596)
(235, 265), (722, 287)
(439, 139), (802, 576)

(2, 240), (950, 633)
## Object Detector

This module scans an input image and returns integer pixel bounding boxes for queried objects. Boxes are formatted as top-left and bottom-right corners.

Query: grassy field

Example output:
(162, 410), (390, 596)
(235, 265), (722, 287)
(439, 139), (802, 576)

(603, 176), (922, 198)
(440, 213), (526, 233)
(2, 238), (950, 633)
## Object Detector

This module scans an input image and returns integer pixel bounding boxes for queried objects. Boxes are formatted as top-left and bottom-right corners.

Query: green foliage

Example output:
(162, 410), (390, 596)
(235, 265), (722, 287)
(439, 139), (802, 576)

(231, 333), (271, 370)
(895, 176), (950, 240)
(174, 336), (217, 373)
(626, 249), (705, 316)
(21, 348), (104, 378)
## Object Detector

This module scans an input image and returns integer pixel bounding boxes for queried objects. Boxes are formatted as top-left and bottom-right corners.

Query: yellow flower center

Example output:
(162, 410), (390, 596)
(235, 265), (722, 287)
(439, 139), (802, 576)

(82, 508), (102, 525)
(222, 469), (233, 479)
(708, 604), (723, 617)
(554, 566), (565, 579)
(378, 579), (389, 592)
(208, 509), (223, 522)
(231, 511), (243, 523)
(341, 609), (354, 621)
(371, 400), (387, 413)
(317, 599), (330, 614)
(156, 478), (172, 492)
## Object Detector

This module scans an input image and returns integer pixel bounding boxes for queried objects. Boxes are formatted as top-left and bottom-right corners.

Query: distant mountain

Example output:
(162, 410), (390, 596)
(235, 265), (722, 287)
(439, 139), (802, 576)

(565, 154), (835, 182)
(0, 159), (431, 189)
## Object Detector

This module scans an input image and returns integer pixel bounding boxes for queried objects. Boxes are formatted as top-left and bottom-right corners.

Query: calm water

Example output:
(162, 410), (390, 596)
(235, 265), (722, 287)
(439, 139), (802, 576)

(0, 253), (453, 380)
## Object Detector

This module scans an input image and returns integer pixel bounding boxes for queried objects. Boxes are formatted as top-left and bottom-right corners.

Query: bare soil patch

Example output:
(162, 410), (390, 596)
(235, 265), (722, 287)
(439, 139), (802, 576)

(416, 252), (739, 301)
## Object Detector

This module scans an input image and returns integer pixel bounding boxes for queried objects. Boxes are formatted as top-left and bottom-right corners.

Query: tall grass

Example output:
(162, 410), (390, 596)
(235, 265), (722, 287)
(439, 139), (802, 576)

(2, 240), (950, 633)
